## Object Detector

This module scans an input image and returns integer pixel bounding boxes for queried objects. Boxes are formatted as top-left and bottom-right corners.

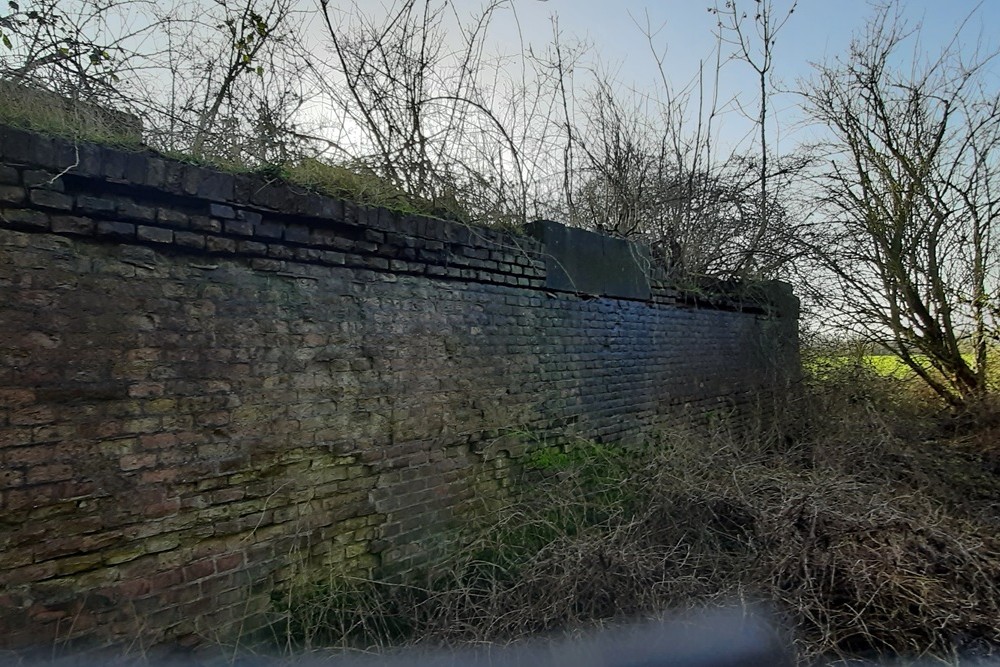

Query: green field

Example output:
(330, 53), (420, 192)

(865, 354), (922, 379)
(808, 352), (983, 383)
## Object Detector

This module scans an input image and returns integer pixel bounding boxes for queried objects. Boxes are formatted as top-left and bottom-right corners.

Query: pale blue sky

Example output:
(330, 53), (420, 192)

(474, 0), (1000, 150)
(494, 0), (1000, 83)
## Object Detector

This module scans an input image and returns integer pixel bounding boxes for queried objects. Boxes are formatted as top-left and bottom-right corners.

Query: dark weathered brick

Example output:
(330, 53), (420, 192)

(123, 152), (148, 182)
(0, 126), (36, 163)
(182, 166), (209, 195)
(250, 258), (283, 272)
(197, 171), (235, 202)
(1, 209), (49, 229)
(145, 157), (167, 188)
(23, 170), (64, 191)
(293, 246), (321, 262)
(205, 235), (237, 253)
(183, 215), (220, 233)
(265, 244), (293, 260)
(235, 240), (267, 255)
(253, 219), (283, 239)
(51, 216), (96, 235)
(0, 185), (25, 203)
(320, 250), (346, 265)
(77, 196), (117, 214)
(29, 189), (73, 210)
(0, 125), (799, 656)
(137, 225), (173, 244)
(285, 224), (310, 243)
(175, 231), (206, 249)
(101, 149), (127, 181)
(238, 210), (262, 225)
(157, 208), (189, 227)
(363, 229), (385, 244)
(209, 203), (236, 219)
(224, 219), (253, 236)
(0, 165), (19, 184)
(96, 220), (136, 238)
(117, 200), (156, 221)
(250, 180), (289, 209)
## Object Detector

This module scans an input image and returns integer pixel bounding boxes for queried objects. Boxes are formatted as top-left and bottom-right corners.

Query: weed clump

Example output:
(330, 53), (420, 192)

(0, 79), (144, 147)
(282, 158), (468, 222)
(272, 366), (1000, 664)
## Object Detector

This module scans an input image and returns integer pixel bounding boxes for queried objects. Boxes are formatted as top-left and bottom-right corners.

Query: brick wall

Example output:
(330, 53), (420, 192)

(0, 125), (799, 651)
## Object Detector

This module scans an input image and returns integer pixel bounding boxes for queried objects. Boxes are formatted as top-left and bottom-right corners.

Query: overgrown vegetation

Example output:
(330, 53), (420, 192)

(801, 4), (1000, 407)
(3, 3), (1000, 656)
(0, 78), (143, 146)
(2, 0), (998, 405)
(268, 367), (1000, 665)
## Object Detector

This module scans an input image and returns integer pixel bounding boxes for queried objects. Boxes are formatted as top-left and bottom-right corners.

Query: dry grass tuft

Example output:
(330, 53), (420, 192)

(0, 79), (143, 146)
(283, 158), (469, 222)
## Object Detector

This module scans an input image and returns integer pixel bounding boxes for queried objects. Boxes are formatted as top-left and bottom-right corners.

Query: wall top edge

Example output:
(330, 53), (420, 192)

(0, 123), (796, 315)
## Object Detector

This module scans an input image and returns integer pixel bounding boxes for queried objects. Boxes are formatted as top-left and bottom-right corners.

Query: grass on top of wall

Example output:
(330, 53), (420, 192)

(266, 362), (1000, 665)
(0, 79), (144, 148)
(281, 158), (470, 222)
(0, 81), (471, 223)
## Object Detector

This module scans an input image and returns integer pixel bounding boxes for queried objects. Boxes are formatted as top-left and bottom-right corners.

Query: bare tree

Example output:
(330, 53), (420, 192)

(558, 8), (804, 281)
(135, 0), (308, 163)
(803, 4), (1000, 406)
(0, 0), (159, 102)
(1, 0), (807, 272)
(309, 0), (528, 223)
(710, 0), (798, 277)
(0, 0), (311, 164)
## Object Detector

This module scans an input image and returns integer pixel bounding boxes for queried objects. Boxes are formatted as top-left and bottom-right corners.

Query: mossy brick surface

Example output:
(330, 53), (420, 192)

(0, 123), (799, 652)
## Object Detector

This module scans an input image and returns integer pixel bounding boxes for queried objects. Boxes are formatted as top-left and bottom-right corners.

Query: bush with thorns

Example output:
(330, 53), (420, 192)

(272, 365), (1000, 664)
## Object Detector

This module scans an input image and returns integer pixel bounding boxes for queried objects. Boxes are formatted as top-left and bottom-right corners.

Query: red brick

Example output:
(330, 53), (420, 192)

(211, 488), (245, 504)
(4, 484), (58, 511)
(0, 126), (801, 653)
(0, 561), (57, 585)
(30, 422), (78, 443)
(195, 411), (230, 427)
(128, 382), (165, 398)
(139, 432), (177, 450)
(160, 584), (201, 607)
(30, 608), (69, 622)
(9, 405), (54, 426)
(182, 559), (215, 581)
(0, 547), (32, 569)
(150, 569), (183, 591)
(140, 469), (179, 484)
(116, 578), (151, 599)
(63, 609), (98, 634)
(26, 463), (74, 484)
(143, 497), (181, 518)
(0, 467), (25, 487)
(57, 480), (99, 499)
(6, 443), (57, 466)
(0, 428), (34, 448)
(0, 388), (35, 408)
(214, 552), (244, 572)
(119, 452), (156, 471)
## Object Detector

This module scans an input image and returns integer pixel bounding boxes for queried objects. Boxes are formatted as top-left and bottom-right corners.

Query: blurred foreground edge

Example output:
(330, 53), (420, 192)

(12, 605), (794, 666)
(370, 606), (795, 667)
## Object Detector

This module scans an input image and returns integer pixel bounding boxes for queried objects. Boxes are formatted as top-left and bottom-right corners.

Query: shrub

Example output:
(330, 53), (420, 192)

(271, 374), (1000, 664)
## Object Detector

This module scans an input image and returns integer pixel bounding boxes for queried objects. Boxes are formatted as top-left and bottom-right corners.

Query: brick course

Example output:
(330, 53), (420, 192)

(0, 125), (798, 651)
